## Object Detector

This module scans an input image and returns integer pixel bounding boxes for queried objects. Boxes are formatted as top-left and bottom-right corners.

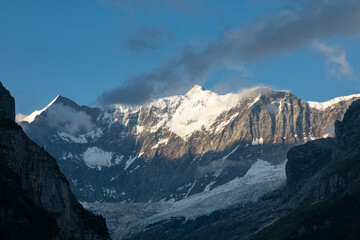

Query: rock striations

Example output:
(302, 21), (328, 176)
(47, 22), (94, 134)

(124, 100), (360, 240)
(20, 86), (360, 204)
(252, 99), (360, 240)
(18, 85), (360, 239)
(0, 82), (110, 240)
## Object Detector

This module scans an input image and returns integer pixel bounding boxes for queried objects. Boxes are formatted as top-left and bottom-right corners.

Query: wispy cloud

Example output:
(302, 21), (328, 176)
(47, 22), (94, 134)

(46, 104), (94, 135)
(125, 26), (168, 54)
(98, 0), (360, 105)
(15, 113), (27, 123)
(313, 42), (353, 79)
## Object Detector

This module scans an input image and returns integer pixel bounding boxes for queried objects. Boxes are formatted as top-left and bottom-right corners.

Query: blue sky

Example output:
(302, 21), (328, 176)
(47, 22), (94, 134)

(1, 0), (360, 115)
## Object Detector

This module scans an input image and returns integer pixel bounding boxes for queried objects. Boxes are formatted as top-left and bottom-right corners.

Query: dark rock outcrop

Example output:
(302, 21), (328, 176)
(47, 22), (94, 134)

(125, 99), (360, 240)
(0, 82), (15, 121)
(0, 83), (110, 240)
(251, 99), (360, 240)
(0, 154), (59, 240)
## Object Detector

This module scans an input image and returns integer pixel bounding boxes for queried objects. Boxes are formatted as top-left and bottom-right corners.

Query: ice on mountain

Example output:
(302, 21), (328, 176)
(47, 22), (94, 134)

(22, 95), (60, 123)
(85, 159), (287, 240)
(252, 137), (264, 145)
(83, 147), (113, 169)
(307, 94), (360, 111)
(166, 85), (241, 140)
(124, 155), (137, 170)
(151, 138), (169, 150)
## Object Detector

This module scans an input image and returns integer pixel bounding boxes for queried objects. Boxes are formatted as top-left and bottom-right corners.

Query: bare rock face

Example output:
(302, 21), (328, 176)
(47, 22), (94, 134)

(124, 101), (360, 240)
(20, 86), (360, 203)
(250, 99), (360, 240)
(335, 99), (360, 157)
(0, 83), (109, 240)
(0, 82), (15, 121)
(284, 99), (360, 206)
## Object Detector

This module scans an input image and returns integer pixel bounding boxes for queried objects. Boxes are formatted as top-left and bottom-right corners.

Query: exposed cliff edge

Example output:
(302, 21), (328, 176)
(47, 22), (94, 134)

(252, 99), (360, 240)
(19, 86), (360, 204)
(124, 99), (360, 240)
(0, 82), (109, 240)
(0, 82), (15, 121)
(19, 85), (360, 239)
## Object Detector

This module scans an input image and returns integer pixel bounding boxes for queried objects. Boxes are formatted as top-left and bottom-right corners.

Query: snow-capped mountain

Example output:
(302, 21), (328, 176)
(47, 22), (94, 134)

(20, 86), (360, 202)
(19, 86), (360, 239)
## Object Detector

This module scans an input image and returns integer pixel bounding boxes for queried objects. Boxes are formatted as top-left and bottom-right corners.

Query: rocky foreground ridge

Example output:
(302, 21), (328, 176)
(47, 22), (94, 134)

(0, 82), (110, 240)
(253, 98), (360, 239)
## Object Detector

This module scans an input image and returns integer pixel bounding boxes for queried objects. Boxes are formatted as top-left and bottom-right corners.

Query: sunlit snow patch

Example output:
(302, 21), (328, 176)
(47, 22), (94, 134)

(153, 159), (286, 221)
(22, 95), (60, 123)
(166, 85), (241, 140)
(83, 147), (113, 169)
(124, 155), (137, 170)
(307, 94), (360, 111)
(252, 137), (264, 145)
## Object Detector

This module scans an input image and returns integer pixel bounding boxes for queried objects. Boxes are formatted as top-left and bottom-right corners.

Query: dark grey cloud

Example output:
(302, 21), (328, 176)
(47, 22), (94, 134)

(98, 76), (154, 105)
(236, 0), (360, 60)
(98, 0), (360, 106)
(125, 26), (167, 54)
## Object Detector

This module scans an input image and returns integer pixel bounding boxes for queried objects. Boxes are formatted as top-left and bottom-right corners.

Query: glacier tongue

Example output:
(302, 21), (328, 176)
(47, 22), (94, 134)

(84, 159), (287, 240)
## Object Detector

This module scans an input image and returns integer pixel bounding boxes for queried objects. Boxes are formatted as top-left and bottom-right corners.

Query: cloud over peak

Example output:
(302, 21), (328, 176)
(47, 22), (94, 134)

(98, 0), (360, 106)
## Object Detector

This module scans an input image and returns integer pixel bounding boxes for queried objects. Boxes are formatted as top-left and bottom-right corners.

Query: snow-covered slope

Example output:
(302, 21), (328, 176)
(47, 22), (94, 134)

(166, 85), (242, 139)
(307, 94), (360, 111)
(84, 159), (287, 240)
(20, 86), (360, 203)
(20, 86), (360, 239)
(22, 95), (60, 123)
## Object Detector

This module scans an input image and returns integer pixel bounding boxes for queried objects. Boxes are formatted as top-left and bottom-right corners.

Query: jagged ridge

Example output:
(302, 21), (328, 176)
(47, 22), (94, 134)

(19, 86), (360, 204)
(0, 82), (109, 240)
(251, 99), (360, 239)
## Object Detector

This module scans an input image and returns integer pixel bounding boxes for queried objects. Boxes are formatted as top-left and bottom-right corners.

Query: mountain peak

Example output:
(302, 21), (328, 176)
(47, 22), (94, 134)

(52, 95), (76, 105)
(21, 94), (75, 124)
(185, 85), (205, 97)
(49, 94), (61, 104)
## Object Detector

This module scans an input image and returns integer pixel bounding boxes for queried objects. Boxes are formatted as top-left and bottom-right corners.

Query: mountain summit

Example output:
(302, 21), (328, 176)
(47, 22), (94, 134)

(0, 82), (109, 239)
(20, 86), (360, 202)
(20, 86), (360, 239)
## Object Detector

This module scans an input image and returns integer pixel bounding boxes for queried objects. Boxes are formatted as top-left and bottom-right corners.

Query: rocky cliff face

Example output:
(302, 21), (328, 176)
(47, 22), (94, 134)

(19, 86), (360, 239)
(0, 149), (59, 240)
(0, 82), (15, 121)
(251, 99), (360, 240)
(123, 100), (360, 240)
(282, 99), (360, 208)
(0, 82), (109, 240)
(20, 86), (360, 204)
